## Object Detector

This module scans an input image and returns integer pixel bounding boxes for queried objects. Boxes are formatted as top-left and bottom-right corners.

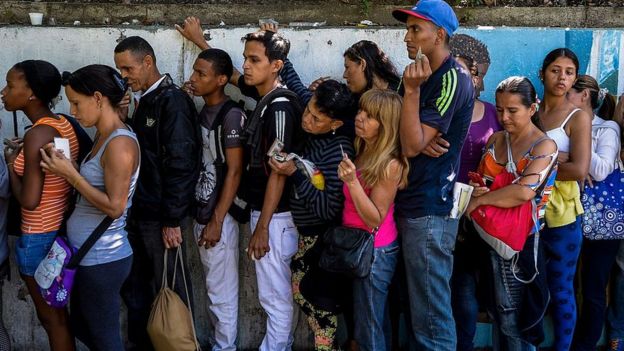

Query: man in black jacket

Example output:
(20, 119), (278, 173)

(114, 36), (200, 350)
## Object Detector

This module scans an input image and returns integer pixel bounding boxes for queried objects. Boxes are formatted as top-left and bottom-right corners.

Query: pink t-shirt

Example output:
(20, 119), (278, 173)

(342, 175), (398, 248)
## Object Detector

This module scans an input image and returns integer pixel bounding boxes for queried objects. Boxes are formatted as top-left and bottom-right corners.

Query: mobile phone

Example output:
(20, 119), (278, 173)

(267, 139), (284, 157)
(273, 154), (286, 163)
(54, 137), (71, 159)
(468, 171), (486, 187)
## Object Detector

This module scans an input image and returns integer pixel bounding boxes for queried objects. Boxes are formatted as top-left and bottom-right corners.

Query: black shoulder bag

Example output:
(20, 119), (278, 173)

(318, 226), (378, 278)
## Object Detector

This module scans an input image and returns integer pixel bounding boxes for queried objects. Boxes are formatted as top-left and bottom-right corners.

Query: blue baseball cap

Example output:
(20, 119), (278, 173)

(393, 0), (459, 37)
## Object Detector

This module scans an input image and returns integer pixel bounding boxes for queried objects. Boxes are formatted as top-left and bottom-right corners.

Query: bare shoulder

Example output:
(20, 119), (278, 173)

(530, 137), (558, 157)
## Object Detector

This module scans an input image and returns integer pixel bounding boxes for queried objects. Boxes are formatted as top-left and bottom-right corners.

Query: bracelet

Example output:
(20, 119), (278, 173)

(72, 176), (83, 188)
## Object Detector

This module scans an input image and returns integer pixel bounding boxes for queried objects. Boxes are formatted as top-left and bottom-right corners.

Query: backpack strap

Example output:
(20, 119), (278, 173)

(57, 113), (94, 164)
(243, 87), (303, 167)
(212, 100), (243, 166)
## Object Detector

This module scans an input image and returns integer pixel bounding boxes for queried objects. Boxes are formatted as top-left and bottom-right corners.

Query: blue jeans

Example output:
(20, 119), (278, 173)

(397, 215), (458, 351)
(451, 219), (490, 351)
(609, 242), (624, 340)
(489, 251), (536, 351)
(452, 267), (478, 351)
(353, 239), (399, 351)
(14, 231), (57, 276)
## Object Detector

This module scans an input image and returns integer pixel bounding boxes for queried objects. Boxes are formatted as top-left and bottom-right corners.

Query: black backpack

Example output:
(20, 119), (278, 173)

(194, 100), (250, 225)
(7, 113), (94, 236)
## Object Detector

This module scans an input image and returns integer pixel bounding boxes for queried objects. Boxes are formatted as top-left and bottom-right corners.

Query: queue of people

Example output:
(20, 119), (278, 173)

(0, 0), (623, 350)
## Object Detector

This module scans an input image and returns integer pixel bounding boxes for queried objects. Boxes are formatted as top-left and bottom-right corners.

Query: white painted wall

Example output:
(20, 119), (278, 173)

(1, 25), (622, 140)
(0, 25), (622, 349)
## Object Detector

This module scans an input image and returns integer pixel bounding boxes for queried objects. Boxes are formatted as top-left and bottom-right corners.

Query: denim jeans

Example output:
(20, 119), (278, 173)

(353, 239), (399, 351)
(14, 231), (57, 276)
(489, 251), (535, 351)
(451, 218), (490, 351)
(609, 242), (624, 340)
(451, 266), (478, 351)
(397, 215), (458, 351)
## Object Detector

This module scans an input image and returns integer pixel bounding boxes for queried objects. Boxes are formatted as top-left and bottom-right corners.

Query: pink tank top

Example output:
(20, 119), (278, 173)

(342, 174), (398, 248)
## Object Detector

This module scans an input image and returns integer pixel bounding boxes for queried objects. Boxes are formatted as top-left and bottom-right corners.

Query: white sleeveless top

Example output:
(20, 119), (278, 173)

(545, 108), (580, 153)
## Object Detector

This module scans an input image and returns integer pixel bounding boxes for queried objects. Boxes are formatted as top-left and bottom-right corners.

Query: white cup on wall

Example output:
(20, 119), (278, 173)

(29, 13), (43, 26)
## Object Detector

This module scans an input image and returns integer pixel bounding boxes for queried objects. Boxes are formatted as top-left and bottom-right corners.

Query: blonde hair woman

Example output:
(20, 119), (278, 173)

(338, 89), (408, 351)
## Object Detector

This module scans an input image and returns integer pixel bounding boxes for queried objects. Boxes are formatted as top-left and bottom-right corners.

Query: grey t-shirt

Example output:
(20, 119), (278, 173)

(198, 98), (245, 149)
(195, 99), (245, 204)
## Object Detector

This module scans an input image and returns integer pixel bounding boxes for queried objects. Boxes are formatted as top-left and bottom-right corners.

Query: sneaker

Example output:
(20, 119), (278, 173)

(610, 338), (624, 351)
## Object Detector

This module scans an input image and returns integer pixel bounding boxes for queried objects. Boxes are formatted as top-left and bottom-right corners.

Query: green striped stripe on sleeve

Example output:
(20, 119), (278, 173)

(435, 68), (458, 117)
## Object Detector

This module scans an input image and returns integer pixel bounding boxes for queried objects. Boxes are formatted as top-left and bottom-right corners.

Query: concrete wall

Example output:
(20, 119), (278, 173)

(0, 25), (623, 350)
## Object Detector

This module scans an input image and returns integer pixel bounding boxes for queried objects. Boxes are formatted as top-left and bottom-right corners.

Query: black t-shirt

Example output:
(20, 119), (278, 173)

(395, 56), (475, 218)
(237, 76), (304, 211)
(246, 97), (303, 212)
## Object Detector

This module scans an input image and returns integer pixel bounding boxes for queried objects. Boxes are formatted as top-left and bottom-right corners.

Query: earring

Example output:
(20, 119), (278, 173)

(331, 128), (336, 135)
(28, 96), (34, 101)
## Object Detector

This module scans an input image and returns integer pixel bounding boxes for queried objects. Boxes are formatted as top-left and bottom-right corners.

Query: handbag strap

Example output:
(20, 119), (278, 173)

(66, 216), (114, 269)
(504, 132), (518, 175)
(511, 199), (540, 284)
(161, 247), (201, 350)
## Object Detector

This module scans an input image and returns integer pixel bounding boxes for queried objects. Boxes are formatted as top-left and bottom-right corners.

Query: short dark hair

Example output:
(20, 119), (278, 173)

(62, 64), (128, 108)
(242, 31), (290, 62)
(541, 48), (579, 77)
(197, 48), (234, 81)
(13, 60), (62, 107)
(314, 80), (357, 122)
(114, 36), (157, 63)
(496, 76), (538, 109)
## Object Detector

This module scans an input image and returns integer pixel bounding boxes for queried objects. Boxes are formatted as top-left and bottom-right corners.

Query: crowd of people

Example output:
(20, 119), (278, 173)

(0, 0), (623, 350)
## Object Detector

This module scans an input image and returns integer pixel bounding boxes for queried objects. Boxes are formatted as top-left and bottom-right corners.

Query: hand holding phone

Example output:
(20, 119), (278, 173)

(267, 139), (284, 158)
(468, 171), (486, 187)
(53, 137), (71, 159)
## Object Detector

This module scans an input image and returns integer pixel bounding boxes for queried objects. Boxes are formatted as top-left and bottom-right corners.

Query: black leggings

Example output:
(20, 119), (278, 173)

(71, 256), (132, 351)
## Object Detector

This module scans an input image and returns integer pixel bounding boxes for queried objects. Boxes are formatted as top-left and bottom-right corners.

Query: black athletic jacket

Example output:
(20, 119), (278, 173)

(128, 74), (200, 228)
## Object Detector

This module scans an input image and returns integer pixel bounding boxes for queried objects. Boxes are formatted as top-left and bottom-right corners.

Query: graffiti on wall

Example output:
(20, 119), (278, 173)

(587, 30), (622, 96)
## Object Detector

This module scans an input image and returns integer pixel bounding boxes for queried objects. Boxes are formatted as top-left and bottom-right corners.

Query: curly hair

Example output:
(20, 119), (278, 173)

(449, 34), (490, 65)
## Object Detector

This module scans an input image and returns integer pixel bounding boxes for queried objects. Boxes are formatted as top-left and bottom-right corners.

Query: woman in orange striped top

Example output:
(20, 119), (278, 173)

(1, 60), (77, 351)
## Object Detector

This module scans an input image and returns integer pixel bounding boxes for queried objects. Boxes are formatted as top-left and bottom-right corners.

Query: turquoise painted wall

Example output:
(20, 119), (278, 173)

(457, 28), (622, 104)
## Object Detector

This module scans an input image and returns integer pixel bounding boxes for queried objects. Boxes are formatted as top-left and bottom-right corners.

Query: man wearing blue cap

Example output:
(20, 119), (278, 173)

(393, 0), (475, 349)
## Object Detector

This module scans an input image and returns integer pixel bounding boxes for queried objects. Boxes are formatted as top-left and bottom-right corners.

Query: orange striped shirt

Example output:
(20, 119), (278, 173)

(13, 116), (79, 234)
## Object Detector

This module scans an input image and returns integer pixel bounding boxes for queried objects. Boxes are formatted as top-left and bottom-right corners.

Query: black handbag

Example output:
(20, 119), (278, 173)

(318, 226), (377, 278)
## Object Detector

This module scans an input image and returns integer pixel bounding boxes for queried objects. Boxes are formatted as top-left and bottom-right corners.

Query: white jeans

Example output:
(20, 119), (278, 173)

(194, 214), (239, 351)
(250, 210), (299, 351)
